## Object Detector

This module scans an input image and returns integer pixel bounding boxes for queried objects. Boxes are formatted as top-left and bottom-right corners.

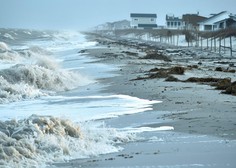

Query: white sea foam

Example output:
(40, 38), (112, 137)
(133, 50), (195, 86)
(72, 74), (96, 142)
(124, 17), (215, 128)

(3, 33), (15, 40)
(121, 126), (174, 133)
(0, 42), (10, 51)
(0, 64), (84, 103)
(0, 115), (137, 168)
(0, 76), (44, 103)
(0, 39), (90, 103)
(0, 42), (23, 63)
(0, 29), (165, 168)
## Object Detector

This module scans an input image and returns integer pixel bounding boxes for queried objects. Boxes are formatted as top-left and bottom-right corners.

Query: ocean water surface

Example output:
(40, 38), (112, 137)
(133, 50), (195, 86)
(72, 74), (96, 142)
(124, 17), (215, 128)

(0, 29), (165, 167)
(1, 29), (236, 168)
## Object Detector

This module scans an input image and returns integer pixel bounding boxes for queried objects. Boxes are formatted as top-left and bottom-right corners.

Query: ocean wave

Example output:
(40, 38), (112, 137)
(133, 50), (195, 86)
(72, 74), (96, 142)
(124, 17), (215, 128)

(0, 115), (136, 168)
(0, 42), (10, 51)
(0, 41), (52, 63)
(0, 29), (54, 45)
(0, 41), (86, 103)
(3, 33), (15, 40)
(0, 76), (43, 103)
(0, 64), (81, 103)
(0, 42), (23, 62)
(3, 64), (79, 90)
(18, 46), (58, 70)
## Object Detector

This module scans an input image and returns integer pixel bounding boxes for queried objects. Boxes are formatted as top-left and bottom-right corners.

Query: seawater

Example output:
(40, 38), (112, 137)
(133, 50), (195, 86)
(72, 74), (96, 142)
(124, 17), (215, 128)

(0, 29), (165, 167)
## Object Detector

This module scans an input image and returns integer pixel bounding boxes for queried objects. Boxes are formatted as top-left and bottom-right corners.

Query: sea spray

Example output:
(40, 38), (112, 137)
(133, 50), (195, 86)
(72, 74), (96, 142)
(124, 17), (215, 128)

(0, 42), (87, 103)
(0, 64), (83, 103)
(0, 76), (43, 103)
(0, 115), (81, 167)
(0, 115), (137, 168)
(0, 42), (10, 51)
(0, 42), (23, 62)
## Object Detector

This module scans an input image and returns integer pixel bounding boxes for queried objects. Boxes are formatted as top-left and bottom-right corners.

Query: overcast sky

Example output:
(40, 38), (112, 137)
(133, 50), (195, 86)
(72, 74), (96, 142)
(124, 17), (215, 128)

(1, 0), (236, 30)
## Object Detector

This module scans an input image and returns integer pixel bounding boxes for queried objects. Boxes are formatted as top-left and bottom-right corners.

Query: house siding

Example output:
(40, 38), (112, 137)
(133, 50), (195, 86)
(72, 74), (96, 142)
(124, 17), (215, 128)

(130, 13), (157, 29)
(199, 11), (231, 31)
(166, 15), (184, 29)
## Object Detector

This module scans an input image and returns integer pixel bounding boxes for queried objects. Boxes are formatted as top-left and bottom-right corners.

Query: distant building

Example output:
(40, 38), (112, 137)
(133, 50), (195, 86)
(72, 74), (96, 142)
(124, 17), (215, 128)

(95, 20), (130, 30)
(198, 11), (236, 31)
(166, 15), (184, 29)
(112, 20), (131, 30)
(130, 13), (157, 29)
(182, 13), (207, 30)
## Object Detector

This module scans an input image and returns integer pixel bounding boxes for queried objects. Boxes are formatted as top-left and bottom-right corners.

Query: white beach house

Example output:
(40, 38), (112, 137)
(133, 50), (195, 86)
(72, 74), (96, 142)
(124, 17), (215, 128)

(198, 11), (236, 31)
(130, 13), (157, 29)
(166, 15), (184, 29)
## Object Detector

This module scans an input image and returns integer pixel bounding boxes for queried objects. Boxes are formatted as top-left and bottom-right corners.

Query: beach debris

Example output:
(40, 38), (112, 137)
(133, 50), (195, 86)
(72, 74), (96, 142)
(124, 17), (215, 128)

(169, 66), (185, 75)
(117, 154), (134, 159)
(187, 65), (199, 69)
(198, 61), (202, 65)
(78, 49), (87, 53)
(184, 77), (236, 96)
(105, 157), (115, 161)
(141, 51), (171, 62)
(215, 67), (235, 73)
(223, 81), (236, 95)
(165, 75), (179, 82)
(214, 61), (235, 67)
(132, 66), (185, 81)
(121, 51), (138, 56)
(215, 78), (232, 90)
(184, 77), (222, 83)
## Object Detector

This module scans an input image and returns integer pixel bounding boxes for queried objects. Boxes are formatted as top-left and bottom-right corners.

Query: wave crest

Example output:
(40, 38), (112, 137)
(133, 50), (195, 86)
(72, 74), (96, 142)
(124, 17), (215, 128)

(0, 64), (81, 103)
(0, 115), (81, 167)
(0, 115), (136, 167)
(0, 42), (10, 51)
(0, 64), (78, 91)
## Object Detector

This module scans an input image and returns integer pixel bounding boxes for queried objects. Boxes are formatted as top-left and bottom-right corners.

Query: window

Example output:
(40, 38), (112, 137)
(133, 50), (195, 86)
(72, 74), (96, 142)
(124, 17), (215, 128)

(134, 18), (138, 21)
(219, 22), (225, 29)
(204, 25), (212, 31)
(151, 18), (154, 21)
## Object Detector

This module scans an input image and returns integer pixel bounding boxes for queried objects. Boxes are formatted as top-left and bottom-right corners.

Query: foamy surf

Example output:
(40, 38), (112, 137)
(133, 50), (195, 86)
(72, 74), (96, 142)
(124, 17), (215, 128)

(0, 94), (161, 122)
(0, 29), (166, 168)
(0, 63), (83, 103)
(0, 35), (90, 103)
(0, 115), (137, 168)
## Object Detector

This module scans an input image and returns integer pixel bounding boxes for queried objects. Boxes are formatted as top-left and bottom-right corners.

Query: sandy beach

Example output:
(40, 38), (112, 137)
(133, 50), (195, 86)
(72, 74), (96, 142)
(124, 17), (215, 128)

(54, 33), (236, 168)
(85, 33), (236, 139)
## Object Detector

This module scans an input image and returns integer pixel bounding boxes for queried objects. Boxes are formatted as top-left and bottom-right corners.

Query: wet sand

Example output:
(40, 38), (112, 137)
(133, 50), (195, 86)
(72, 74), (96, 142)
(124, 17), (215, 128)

(86, 34), (236, 140)
(55, 34), (236, 168)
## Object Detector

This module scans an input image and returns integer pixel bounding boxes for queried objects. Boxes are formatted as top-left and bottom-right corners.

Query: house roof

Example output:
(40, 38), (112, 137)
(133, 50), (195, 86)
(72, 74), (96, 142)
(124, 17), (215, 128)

(198, 11), (230, 24)
(182, 14), (207, 26)
(229, 14), (236, 21)
(213, 17), (236, 24)
(130, 13), (157, 18)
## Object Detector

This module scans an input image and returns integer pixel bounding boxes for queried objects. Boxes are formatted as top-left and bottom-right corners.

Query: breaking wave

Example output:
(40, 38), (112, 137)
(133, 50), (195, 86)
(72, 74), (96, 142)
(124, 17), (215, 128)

(0, 115), (136, 168)
(0, 64), (81, 103)
(0, 42), (22, 62)
(0, 42), (85, 103)
(0, 42), (10, 51)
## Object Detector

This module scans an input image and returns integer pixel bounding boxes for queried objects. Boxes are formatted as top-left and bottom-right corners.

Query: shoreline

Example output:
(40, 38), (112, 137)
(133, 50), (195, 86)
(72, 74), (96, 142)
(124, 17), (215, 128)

(55, 33), (236, 168)
(85, 34), (236, 140)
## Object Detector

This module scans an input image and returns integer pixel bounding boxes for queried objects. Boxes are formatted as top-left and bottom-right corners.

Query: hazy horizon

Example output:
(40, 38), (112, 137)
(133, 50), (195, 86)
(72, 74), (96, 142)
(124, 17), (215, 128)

(1, 0), (236, 30)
